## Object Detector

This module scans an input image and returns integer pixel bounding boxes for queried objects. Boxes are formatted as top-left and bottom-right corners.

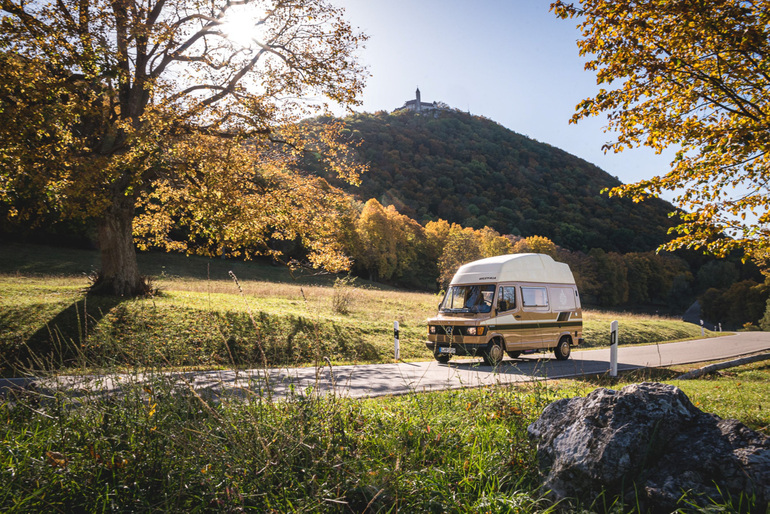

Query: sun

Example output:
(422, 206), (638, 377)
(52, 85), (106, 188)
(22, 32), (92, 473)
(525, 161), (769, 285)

(219, 5), (268, 49)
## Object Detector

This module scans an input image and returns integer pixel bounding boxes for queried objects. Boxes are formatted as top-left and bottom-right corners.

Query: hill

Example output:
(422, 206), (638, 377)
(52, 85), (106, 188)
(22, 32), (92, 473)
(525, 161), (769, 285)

(312, 110), (677, 253)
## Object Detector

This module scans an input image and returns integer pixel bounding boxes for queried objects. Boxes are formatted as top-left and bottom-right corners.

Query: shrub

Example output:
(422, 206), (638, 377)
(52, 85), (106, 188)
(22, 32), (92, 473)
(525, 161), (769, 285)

(332, 275), (358, 314)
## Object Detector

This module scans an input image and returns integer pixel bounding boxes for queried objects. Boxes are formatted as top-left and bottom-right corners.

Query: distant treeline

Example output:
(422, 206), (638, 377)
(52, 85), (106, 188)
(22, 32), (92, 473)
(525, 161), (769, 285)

(2, 195), (766, 327)
(339, 198), (767, 327)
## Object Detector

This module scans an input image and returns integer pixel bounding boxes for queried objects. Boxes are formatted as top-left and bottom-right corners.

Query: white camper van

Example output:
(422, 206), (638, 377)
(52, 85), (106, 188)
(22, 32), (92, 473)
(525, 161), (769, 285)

(426, 253), (583, 365)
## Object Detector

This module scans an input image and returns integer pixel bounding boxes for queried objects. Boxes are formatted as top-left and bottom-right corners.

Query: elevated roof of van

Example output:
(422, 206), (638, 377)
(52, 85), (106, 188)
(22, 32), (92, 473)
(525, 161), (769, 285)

(451, 253), (576, 285)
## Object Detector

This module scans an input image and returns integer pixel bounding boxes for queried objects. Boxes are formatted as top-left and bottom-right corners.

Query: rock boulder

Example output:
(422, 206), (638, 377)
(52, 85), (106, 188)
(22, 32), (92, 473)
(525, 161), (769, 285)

(527, 382), (769, 512)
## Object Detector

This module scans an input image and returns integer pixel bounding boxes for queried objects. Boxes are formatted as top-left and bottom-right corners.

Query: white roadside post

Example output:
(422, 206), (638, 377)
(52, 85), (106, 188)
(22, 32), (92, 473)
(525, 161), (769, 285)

(700, 319), (705, 337)
(610, 320), (619, 377)
(394, 321), (400, 361)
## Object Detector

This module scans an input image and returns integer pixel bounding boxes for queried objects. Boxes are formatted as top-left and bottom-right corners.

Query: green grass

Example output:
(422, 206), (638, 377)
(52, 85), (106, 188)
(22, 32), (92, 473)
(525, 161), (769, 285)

(553, 360), (770, 435)
(1, 244), (766, 512)
(0, 372), (555, 512)
(1, 362), (766, 512)
(582, 309), (720, 348)
(656, 361), (770, 433)
(0, 273), (438, 372)
(1, 243), (719, 373)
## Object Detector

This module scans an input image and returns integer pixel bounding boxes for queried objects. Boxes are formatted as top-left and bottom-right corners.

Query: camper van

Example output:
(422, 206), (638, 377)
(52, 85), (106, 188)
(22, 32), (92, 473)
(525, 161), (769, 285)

(426, 253), (583, 365)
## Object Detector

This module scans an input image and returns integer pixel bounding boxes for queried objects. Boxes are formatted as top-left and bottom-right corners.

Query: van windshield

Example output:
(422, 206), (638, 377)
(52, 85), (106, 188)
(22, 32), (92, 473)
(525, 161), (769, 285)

(440, 285), (495, 313)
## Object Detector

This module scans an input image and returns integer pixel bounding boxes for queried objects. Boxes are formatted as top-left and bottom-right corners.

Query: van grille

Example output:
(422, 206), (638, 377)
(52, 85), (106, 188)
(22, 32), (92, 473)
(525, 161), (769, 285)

(431, 325), (476, 336)
(436, 334), (463, 344)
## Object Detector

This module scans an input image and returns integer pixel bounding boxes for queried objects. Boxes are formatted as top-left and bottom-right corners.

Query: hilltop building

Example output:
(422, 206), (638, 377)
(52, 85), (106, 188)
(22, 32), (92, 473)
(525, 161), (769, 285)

(395, 87), (445, 113)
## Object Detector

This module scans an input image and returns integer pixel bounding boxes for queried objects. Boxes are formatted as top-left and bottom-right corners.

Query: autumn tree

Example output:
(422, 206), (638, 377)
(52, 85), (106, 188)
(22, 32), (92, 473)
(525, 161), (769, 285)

(477, 226), (513, 257)
(0, 0), (367, 295)
(512, 235), (557, 257)
(552, 0), (770, 260)
(425, 219), (452, 263)
(353, 199), (393, 281)
(352, 199), (427, 283)
(435, 224), (512, 288)
(437, 225), (483, 289)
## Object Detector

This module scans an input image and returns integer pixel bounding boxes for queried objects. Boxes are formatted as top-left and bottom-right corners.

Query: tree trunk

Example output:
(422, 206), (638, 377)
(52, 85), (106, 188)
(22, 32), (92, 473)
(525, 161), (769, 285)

(93, 194), (149, 296)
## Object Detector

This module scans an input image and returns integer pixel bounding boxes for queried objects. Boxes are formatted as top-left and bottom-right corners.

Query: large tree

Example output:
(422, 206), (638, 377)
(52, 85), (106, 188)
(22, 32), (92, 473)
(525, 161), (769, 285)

(0, 0), (367, 295)
(552, 0), (770, 260)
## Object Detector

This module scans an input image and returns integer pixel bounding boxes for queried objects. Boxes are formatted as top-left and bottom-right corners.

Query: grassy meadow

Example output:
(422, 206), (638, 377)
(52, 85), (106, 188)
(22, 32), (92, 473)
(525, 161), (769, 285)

(1, 243), (768, 512)
(2, 360), (768, 512)
(1, 243), (716, 374)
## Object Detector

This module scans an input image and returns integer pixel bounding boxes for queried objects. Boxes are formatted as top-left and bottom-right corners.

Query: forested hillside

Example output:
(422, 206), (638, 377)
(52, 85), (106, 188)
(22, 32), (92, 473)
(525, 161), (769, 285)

(312, 109), (676, 254)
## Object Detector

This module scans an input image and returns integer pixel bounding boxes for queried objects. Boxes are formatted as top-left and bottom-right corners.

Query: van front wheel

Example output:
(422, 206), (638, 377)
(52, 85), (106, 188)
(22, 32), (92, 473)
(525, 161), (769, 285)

(554, 337), (571, 360)
(435, 352), (451, 364)
(483, 339), (505, 366)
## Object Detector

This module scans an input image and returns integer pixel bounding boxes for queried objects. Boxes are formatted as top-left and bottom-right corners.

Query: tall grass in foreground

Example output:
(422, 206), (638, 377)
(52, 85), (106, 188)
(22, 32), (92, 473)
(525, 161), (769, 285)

(3, 362), (767, 513)
(1, 373), (559, 512)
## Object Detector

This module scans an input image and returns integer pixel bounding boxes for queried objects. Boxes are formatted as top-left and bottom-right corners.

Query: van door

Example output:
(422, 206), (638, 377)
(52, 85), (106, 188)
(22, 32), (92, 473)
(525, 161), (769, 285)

(495, 285), (520, 350)
(520, 285), (551, 349)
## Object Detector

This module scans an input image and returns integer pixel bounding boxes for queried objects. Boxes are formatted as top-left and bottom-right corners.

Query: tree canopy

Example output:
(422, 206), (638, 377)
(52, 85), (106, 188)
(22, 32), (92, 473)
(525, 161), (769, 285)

(0, 0), (367, 295)
(552, 0), (770, 261)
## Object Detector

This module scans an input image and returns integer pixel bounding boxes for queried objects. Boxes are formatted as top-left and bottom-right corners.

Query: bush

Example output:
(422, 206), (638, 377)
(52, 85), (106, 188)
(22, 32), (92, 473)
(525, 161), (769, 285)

(332, 275), (358, 314)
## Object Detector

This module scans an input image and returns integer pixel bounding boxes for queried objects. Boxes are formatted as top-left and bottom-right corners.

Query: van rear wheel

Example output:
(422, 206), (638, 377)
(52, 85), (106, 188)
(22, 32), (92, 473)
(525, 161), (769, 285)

(506, 351), (521, 359)
(554, 337), (571, 360)
(482, 339), (505, 366)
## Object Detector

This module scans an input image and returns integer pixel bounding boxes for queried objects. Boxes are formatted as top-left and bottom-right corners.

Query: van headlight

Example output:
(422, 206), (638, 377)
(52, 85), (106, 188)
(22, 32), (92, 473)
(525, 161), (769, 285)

(466, 327), (486, 336)
(429, 325), (436, 334)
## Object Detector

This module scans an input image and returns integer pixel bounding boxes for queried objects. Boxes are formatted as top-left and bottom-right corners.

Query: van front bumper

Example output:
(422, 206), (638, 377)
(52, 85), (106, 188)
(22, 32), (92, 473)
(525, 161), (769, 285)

(425, 340), (487, 357)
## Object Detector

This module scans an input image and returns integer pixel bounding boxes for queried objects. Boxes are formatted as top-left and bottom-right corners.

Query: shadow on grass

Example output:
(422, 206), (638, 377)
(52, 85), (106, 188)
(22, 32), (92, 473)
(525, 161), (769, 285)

(8, 294), (126, 373)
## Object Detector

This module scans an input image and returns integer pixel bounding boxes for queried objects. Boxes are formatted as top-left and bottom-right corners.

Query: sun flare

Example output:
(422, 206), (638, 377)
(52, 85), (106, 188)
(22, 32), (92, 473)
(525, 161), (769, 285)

(220, 5), (268, 49)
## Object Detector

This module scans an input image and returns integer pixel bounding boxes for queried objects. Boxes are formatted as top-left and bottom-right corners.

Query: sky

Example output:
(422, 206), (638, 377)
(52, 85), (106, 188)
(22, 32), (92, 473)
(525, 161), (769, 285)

(334, 0), (677, 196)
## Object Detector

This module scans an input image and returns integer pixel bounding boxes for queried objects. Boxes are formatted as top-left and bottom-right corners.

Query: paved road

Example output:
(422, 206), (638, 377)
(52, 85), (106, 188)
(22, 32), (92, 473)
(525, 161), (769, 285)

(234, 331), (770, 398)
(4, 332), (770, 399)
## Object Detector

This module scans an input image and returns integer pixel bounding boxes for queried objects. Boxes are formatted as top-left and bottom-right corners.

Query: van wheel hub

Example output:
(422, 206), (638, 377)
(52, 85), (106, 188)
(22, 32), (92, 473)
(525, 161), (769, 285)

(555, 338), (571, 360)
(483, 340), (505, 366)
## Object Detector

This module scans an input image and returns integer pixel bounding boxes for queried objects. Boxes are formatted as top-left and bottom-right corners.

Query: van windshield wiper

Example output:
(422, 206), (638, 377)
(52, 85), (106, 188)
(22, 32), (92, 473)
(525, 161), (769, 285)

(442, 308), (470, 313)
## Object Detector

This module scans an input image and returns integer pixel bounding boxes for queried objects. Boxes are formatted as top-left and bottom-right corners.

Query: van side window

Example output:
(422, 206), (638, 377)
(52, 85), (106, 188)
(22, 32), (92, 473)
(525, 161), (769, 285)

(497, 286), (516, 312)
(551, 286), (577, 310)
(522, 287), (549, 308)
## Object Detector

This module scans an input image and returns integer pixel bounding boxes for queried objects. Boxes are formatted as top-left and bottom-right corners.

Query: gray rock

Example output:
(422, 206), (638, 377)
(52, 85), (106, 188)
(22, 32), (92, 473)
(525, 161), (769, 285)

(527, 382), (769, 512)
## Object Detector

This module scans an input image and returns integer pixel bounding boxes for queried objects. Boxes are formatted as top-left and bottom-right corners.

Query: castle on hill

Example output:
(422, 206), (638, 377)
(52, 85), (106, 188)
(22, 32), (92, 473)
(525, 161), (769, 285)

(395, 87), (446, 113)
